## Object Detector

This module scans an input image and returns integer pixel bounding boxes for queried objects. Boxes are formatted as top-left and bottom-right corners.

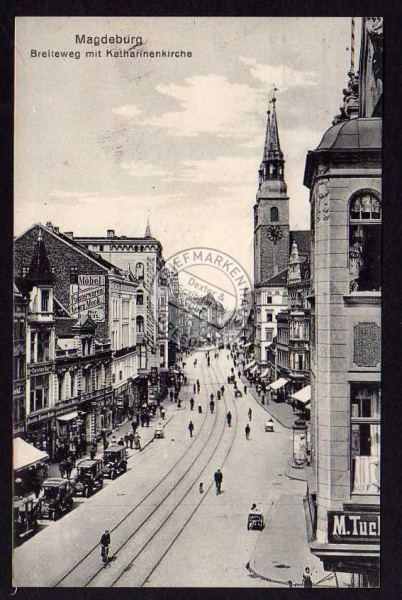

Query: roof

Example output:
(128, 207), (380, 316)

(55, 318), (77, 337)
(42, 478), (68, 487)
(26, 231), (55, 286)
(304, 118), (382, 187)
(260, 268), (288, 287)
(315, 117), (382, 152)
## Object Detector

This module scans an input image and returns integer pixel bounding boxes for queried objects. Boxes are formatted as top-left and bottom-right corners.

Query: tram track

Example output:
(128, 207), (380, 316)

(54, 349), (231, 587)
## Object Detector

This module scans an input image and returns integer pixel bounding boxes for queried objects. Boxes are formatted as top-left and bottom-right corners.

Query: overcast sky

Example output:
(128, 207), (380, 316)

(15, 17), (358, 279)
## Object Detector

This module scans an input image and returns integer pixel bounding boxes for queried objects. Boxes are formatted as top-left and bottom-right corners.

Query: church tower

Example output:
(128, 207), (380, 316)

(254, 90), (290, 284)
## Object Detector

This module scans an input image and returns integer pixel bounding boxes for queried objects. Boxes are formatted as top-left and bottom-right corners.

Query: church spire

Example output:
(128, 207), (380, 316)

(267, 86), (283, 161)
(259, 86), (285, 182)
(144, 217), (152, 238)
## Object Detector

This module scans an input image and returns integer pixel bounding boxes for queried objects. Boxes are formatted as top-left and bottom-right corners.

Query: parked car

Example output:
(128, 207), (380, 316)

(103, 446), (127, 479)
(13, 495), (41, 541)
(74, 459), (104, 497)
(40, 478), (74, 520)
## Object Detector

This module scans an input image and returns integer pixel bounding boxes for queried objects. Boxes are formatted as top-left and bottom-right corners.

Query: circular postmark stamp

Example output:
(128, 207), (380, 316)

(155, 247), (252, 349)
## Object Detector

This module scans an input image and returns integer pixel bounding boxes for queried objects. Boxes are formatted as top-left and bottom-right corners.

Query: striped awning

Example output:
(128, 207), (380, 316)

(260, 368), (270, 378)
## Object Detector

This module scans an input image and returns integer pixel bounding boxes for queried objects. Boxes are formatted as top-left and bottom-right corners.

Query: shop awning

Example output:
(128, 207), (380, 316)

(57, 411), (78, 422)
(244, 360), (256, 371)
(260, 368), (270, 379)
(243, 342), (253, 348)
(305, 401), (311, 409)
(269, 377), (289, 391)
(290, 385), (311, 405)
(14, 438), (49, 472)
(250, 365), (259, 374)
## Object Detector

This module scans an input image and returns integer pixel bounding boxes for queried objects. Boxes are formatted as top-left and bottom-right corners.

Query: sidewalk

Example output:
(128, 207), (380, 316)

(241, 376), (302, 429)
(248, 494), (347, 588)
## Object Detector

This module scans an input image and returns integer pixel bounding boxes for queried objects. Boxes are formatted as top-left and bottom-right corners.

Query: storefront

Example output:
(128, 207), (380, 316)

(268, 377), (289, 402)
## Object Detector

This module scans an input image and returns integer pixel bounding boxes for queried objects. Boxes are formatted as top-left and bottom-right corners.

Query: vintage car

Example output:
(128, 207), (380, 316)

(154, 424), (164, 439)
(13, 495), (41, 541)
(40, 478), (74, 521)
(103, 446), (127, 479)
(247, 509), (265, 531)
(74, 458), (104, 497)
(265, 419), (275, 432)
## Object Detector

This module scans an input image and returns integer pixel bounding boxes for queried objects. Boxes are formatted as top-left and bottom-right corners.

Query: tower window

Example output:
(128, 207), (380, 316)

(270, 207), (279, 222)
(349, 191), (381, 292)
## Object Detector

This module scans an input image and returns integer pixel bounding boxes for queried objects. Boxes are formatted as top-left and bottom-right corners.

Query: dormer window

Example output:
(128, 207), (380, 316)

(41, 289), (50, 312)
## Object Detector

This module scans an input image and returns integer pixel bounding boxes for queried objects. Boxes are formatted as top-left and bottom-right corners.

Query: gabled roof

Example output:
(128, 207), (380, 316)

(26, 230), (54, 286)
(260, 268), (288, 287)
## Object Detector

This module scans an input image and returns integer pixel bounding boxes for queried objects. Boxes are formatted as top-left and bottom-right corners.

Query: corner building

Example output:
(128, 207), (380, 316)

(303, 18), (382, 587)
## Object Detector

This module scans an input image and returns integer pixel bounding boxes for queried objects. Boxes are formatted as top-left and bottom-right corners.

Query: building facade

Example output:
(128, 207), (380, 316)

(303, 17), (382, 587)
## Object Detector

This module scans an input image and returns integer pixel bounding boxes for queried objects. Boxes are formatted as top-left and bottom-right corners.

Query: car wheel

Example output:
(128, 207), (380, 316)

(122, 463), (127, 472)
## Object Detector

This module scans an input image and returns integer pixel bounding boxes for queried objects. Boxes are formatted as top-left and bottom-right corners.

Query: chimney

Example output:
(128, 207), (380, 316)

(107, 229), (115, 238)
(64, 232), (74, 239)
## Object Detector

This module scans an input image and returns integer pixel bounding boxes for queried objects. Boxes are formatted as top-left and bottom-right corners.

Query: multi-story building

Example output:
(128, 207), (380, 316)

(14, 223), (142, 454)
(13, 281), (29, 436)
(303, 17), (382, 587)
(75, 222), (165, 376)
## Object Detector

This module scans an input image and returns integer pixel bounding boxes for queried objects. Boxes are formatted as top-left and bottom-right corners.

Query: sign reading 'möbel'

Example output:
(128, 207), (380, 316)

(328, 511), (380, 544)
(70, 274), (106, 322)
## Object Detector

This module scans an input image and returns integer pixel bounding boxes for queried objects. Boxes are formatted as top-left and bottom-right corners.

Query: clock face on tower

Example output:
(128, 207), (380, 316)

(267, 225), (283, 243)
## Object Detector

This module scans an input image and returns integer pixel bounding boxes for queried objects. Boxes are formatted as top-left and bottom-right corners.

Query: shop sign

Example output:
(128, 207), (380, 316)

(28, 363), (52, 376)
(70, 274), (105, 322)
(27, 409), (54, 424)
(150, 367), (158, 386)
(328, 511), (380, 544)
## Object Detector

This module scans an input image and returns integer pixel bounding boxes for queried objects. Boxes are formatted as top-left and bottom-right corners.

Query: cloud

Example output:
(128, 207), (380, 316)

(141, 74), (261, 138)
(112, 104), (143, 118)
(239, 57), (317, 91)
(167, 155), (257, 184)
(121, 160), (172, 178)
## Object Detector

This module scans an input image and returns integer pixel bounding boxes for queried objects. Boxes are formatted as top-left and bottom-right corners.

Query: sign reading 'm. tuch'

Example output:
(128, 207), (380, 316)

(328, 511), (380, 544)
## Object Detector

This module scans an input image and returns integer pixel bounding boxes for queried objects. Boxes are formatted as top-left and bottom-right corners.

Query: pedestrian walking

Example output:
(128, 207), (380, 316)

(59, 460), (65, 479)
(193, 383), (197, 394)
(124, 433), (129, 447)
(198, 404), (203, 414)
(227, 411), (232, 427)
(261, 394), (265, 405)
(100, 530), (111, 568)
(170, 390), (174, 402)
(161, 407), (166, 420)
(188, 421), (194, 437)
(131, 421), (137, 434)
(214, 468), (223, 494)
(129, 432), (134, 449)
(221, 385), (225, 396)
(238, 370), (241, 379)
(190, 397), (195, 410)
(210, 393), (214, 402)
(245, 424), (251, 440)
(209, 400), (215, 414)
(248, 407), (252, 421)
(146, 413), (150, 427)
(244, 385), (247, 395)
(65, 458), (72, 479)
(302, 567), (313, 588)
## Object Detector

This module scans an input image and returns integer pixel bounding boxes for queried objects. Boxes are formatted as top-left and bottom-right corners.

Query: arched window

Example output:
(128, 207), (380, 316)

(136, 262), (144, 280)
(349, 191), (381, 292)
(136, 290), (144, 305)
(270, 207), (279, 222)
(136, 316), (144, 333)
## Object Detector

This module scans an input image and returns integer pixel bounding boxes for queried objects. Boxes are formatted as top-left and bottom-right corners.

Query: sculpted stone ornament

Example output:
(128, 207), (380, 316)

(332, 71), (359, 125)
(366, 17), (383, 80)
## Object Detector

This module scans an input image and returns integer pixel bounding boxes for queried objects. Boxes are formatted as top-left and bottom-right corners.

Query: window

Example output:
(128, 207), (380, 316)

(99, 245), (104, 252)
(266, 312), (273, 322)
(267, 294), (272, 304)
(41, 289), (50, 312)
(349, 192), (381, 292)
(70, 266), (78, 283)
(136, 292), (144, 305)
(350, 384), (380, 494)
(30, 375), (49, 412)
(265, 329), (273, 342)
(270, 207), (279, 222)
(119, 370), (123, 381)
(37, 331), (51, 362)
(122, 300), (129, 319)
(136, 263), (144, 280)
(136, 316), (144, 332)
(22, 265), (29, 277)
(70, 371), (76, 397)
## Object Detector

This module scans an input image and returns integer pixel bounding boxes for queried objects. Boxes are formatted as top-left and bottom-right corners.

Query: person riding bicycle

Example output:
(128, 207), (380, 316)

(214, 468), (223, 494)
(100, 529), (111, 567)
